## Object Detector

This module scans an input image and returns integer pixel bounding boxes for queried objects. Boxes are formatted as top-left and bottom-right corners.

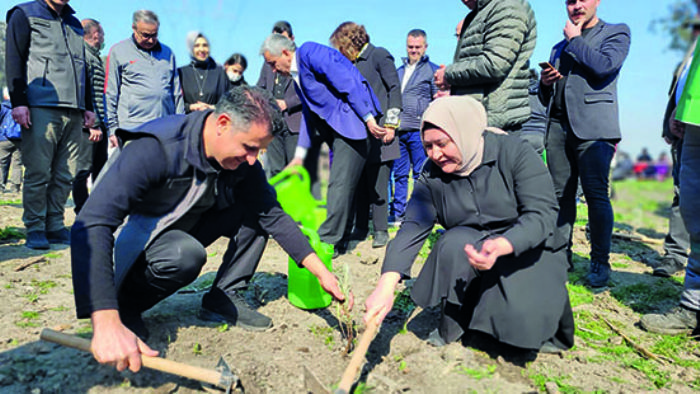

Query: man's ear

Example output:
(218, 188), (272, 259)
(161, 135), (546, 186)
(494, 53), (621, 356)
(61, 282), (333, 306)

(216, 113), (232, 135)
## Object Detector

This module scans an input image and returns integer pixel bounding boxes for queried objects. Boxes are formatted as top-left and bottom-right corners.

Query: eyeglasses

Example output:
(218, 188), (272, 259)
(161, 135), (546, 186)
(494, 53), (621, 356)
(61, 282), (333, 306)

(136, 30), (158, 40)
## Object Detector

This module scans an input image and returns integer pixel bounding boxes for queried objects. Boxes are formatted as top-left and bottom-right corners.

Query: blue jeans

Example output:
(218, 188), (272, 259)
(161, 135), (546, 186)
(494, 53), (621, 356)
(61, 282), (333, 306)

(546, 119), (616, 267)
(680, 125), (700, 310)
(392, 129), (427, 218)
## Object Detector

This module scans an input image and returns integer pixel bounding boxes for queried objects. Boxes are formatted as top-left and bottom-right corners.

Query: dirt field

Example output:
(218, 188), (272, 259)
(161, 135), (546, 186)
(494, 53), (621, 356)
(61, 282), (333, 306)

(0, 179), (699, 393)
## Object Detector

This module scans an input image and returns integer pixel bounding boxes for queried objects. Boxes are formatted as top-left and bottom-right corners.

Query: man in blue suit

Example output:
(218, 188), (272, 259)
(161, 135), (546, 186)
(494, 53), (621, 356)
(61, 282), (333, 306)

(539, 0), (630, 287)
(260, 34), (385, 256)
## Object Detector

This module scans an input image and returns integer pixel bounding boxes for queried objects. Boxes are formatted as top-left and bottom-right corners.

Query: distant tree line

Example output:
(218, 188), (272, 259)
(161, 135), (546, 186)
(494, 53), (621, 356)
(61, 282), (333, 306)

(650, 0), (700, 53)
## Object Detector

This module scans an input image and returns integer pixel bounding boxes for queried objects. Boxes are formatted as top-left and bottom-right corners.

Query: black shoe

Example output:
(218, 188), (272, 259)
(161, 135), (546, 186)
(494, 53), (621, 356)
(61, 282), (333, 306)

(333, 240), (348, 259)
(640, 306), (699, 335)
(372, 231), (389, 248)
(199, 288), (272, 331)
(653, 257), (685, 277)
(46, 228), (70, 245)
(426, 329), (447, 347)
(586, 261), (610, 288)
(25, 231), (50, 250)
(120, 310), (149, 341)
(539, 340), (567, 354)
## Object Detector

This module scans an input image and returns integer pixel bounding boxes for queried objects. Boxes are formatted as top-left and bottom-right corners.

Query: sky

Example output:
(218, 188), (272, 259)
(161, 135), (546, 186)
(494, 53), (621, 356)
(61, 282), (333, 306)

(16, 0), (687, 158)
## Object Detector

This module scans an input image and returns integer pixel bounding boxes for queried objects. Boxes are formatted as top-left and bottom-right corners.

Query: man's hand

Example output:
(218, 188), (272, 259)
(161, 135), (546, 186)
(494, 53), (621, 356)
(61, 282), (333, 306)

(540, 66), (563, 86)
(464, 237), (513, 271)
(90, 310), (158, 373)
(434, 65), (450, 91)
(190, 102), (213, 112)
(363, 272), (400, 325)
(109, 134), (119, 149)
(669, 107), (685, 140)
(564, 20), (583, 41)
(382, 127), (396, 144)
(434, 89), (450, 99)
(284, 157), (304, 172)
(83, 111), (96, 128)
(12, 106), (31, 128)
(301, 254), (353, 309)
(366, 117), (387, 139)
(88, 128), (103, 142)
(275, 99), (288, 111)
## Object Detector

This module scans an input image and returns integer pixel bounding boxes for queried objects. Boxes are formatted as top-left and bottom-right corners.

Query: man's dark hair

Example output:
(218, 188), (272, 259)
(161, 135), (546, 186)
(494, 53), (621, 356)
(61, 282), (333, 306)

(224, 53), (248, 71)
(81, 18), (101, 36)
(407, 29), (427, 39)
(272, 20), (293, 37)
(215, 86), (283, 137)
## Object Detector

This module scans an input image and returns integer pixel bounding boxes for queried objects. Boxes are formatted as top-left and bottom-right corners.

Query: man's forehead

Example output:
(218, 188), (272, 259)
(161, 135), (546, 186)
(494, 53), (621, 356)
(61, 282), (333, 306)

(135, 21), (158, 31)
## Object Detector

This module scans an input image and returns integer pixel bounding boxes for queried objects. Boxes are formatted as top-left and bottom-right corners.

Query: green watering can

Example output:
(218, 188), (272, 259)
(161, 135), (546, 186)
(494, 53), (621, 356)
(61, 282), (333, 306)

(270, 166), (333, 309)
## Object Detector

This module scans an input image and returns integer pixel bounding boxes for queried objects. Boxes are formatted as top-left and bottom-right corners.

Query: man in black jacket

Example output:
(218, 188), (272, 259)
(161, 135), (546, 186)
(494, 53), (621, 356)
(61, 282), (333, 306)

(71, 86), (347, 373)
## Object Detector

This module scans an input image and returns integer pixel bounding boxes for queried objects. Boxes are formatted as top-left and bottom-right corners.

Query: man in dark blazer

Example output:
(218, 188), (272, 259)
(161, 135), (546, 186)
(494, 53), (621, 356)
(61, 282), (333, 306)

(260, 34), (384, 256)
(539, 0), (630, 287)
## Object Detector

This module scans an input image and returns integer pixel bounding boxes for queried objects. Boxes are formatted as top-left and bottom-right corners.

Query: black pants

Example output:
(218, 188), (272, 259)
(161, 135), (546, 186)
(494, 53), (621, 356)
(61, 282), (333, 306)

(265, 127), (322, 200)
(351, 160), (391, 234)
(312, 115), (368, 245)
(117, 205), (267, 313)
(73, 128), (108, 214)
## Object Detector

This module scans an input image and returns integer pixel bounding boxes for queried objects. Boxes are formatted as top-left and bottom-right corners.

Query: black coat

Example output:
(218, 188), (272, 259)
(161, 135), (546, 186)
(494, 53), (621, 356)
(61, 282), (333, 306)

(383, 132), (573, 349)
(256, 62), (303, 133)
(354, 43), (402, 162)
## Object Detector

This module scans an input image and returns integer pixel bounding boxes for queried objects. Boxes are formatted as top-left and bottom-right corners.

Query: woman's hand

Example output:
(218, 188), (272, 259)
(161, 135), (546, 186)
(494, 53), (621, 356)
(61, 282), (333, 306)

(364, 272), (401, 325)
(464, 237), (513, 271)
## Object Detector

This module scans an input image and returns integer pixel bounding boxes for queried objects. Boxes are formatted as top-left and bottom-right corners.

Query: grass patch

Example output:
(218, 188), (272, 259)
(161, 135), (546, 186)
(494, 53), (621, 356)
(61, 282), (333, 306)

(417, 228), (443, 259)
(458, 365), (496, 380)
(309, 324), (335, 350)
(0, 226), (24, 240)
(610, 281), (683, 313)
(567, 283), (594, 308)
(623, 358), (670, 389)
(527, 370), (580, 393)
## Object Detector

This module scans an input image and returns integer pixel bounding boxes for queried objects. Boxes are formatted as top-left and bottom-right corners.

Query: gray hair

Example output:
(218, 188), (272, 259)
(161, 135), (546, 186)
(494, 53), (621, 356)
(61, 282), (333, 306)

(132, 10), (159, 28)
(259, 34), (296, 57)
(215, 86), (284, 137)
(81, 18), (101, 36)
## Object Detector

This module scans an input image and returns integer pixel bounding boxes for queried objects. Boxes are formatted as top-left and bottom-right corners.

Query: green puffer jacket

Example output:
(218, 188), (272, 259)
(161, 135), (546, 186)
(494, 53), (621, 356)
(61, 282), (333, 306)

(446, 0), (536, 130)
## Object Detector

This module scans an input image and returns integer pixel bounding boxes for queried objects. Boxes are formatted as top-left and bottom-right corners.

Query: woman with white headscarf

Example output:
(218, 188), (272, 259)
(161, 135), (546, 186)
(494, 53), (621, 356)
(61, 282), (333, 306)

(363, 96), (574, 352)
(178, 31), (230, 113)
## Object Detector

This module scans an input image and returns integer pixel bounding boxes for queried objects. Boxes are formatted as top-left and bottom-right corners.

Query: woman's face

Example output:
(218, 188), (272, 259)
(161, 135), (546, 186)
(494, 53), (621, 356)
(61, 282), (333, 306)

(422, 127), (462, 174)
(193, 37), (210, 61)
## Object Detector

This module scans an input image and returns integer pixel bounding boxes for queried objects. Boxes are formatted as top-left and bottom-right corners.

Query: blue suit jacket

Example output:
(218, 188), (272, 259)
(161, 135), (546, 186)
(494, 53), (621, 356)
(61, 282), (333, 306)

(294, 42), (381, 148)
(541, 20), (631, 141)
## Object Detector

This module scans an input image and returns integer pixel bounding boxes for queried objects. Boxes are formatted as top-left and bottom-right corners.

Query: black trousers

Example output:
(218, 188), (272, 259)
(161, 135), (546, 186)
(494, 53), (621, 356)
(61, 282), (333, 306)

(663, 140), (690, 262)
(117, 205), (267, 313)
(265, 127), (322, 200)
(351, 160), (391, 234)
(73, 127), (108, 214)
(311, 114), (368, 245)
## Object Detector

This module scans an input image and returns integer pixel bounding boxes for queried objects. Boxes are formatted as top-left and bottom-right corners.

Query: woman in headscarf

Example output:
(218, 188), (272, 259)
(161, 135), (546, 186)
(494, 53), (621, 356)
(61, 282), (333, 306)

(178, 31), (230, 113)
(363, 96), (574, 352)
(330, 22), (402, 249)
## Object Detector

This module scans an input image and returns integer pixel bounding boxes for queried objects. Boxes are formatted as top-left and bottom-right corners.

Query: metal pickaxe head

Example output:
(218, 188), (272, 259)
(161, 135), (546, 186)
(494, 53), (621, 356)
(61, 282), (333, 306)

(216, 357), (240, 394)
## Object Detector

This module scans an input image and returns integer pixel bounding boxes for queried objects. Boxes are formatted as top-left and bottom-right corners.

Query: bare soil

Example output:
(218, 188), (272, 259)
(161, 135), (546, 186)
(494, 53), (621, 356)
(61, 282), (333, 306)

(0, 180), (698, 393)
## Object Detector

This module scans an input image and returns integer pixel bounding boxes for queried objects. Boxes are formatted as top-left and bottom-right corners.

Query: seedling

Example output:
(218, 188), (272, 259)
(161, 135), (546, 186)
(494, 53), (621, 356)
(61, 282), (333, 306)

(193, 342), (203, 355)
(217, 323), (229, 333)
(333, 263), (356, 355)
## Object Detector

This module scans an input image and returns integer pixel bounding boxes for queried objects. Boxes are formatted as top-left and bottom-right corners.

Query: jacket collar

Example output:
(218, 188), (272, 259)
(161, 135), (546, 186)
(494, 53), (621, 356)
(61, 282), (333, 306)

(184, 110), (219, 174)
(401, 54), (431, 67)
(36, 0), (75, 18)
(356, 43), (375, 61)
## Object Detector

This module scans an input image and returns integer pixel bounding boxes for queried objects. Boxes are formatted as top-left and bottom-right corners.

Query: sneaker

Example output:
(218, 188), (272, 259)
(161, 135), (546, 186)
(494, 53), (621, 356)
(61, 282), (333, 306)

(46, 228), (71, 245)
(586, 261), (610, 288)
(652, 257), (685, 277)
(199, 288), (272, 331)
(25, 231), (50, 250)
(640, 306), (699, 335)
(372, 231), (389, 248)
(120, 310), (149, 341)
(388, 215), (403, 228)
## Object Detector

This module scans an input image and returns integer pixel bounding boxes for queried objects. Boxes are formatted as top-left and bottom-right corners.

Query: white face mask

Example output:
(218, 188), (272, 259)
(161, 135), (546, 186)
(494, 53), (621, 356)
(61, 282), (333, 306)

(227, 70), (242, 82)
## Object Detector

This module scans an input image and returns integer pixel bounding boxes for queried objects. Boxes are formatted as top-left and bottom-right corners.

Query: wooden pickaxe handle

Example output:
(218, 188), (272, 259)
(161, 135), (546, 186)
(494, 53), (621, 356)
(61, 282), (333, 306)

(40, 329), (231, 390)
(335, 317), (380, 394)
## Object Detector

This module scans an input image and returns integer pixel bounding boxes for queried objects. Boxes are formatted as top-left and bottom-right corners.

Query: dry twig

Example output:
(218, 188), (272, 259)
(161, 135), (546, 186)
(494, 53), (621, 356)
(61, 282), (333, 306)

(600, 316), (666, 364)
(14, 256), (47, 272)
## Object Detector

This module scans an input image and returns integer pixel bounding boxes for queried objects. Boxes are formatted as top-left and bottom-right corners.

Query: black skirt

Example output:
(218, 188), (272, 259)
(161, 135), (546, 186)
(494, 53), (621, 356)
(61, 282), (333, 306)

(410, 226), (574, 350)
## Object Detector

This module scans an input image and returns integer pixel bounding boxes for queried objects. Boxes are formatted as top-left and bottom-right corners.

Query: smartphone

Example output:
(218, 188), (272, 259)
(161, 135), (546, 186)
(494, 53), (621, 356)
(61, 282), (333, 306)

(539, 61), (555, 70)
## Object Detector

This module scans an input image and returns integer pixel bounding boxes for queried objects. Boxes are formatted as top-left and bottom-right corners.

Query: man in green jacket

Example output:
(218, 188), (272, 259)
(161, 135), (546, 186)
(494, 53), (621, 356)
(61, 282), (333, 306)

(434, 0), (536, 132)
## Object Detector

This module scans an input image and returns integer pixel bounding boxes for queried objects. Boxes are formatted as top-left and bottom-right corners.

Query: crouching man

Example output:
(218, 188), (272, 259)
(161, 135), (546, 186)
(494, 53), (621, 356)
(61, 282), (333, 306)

(71, 86), (347, 372)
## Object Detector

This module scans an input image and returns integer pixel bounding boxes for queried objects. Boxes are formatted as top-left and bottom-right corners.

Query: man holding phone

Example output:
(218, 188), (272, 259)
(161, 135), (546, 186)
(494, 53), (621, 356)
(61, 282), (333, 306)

(539, 0), (631, 287)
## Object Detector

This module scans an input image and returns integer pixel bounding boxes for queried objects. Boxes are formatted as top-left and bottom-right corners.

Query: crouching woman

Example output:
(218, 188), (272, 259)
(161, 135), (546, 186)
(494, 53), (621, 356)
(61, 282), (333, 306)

(364, 96), (574, 352)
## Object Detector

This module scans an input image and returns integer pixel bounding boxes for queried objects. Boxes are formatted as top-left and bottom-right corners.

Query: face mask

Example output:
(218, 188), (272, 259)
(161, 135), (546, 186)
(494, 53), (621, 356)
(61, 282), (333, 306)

(227, 70), (242, 82)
